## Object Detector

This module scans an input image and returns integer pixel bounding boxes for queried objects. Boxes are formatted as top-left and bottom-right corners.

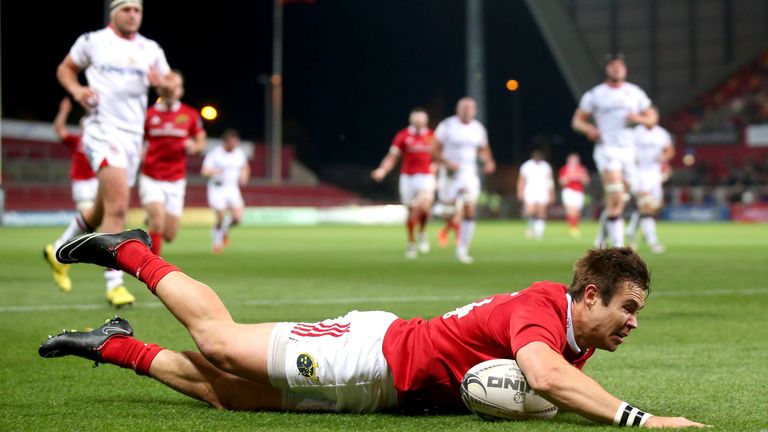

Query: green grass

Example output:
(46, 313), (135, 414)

(1, 221), (766, 431)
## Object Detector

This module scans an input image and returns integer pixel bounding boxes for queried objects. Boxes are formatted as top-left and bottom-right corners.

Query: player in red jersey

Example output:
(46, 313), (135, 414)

(41, 232), (709, 428)
(371, 107), (435, 258)
(558, 152), (591, 239)
(140, 71), (206, 255)
(53, 97), (98, 213)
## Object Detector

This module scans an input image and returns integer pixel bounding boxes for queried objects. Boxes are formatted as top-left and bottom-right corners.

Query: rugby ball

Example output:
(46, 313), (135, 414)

(460, 358), (558, 421)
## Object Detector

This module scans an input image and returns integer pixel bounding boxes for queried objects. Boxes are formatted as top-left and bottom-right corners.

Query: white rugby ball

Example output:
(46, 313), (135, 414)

(460, 358), (558, 421)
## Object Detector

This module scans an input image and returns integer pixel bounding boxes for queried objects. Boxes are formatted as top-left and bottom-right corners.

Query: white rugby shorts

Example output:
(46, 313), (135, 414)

(207, 184), (244, 211)
(561, 188), (585, 210)
(139, 174), (187, 217)
(633, 167), (663, 202)
(437, 172), (480, 204)
(267, 310), (399, 413)
(593, 145), (636, 185)
(399, 173), (435, 206)
(82, 121), (143, 187)
(523, 187), (551, 205)
(71, 178), (98, 209)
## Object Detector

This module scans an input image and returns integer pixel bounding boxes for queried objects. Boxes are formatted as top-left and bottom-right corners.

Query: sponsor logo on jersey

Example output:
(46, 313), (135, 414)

(296, 352), (318, 381)
(175, 114), (189, 124)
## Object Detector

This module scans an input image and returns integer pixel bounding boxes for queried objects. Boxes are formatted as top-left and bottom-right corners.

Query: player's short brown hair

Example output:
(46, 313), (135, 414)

(568, 248), (650, 305)
(222, 129), (240, 140)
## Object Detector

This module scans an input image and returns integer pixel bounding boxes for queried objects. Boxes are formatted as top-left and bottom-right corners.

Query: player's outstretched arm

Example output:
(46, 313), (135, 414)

(516, 342), (711, 428)
(53, 97), (72, 140)
(371, 148), (399, 182)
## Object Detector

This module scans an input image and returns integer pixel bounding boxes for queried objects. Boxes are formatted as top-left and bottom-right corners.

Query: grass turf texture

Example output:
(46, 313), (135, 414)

(0, 221), (766, 431)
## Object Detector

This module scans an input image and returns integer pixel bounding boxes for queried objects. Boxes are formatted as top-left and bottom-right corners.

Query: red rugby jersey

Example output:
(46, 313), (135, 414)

(61, 134), (96, 180)
(382, 281), (594, 411)
(559, 164), (588, 192)
(142, 102), (203, 181)
(391, 126), (433, 175)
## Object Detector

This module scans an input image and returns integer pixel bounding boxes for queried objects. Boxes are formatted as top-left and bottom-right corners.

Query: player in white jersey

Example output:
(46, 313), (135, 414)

(433, 97), (496, 264)
(202, 129), (250, 254)
(572, 53), (658, 248)
(517, 150), (555, 240)
(43, 0), (177, 307)
(626, 124), (674, 253)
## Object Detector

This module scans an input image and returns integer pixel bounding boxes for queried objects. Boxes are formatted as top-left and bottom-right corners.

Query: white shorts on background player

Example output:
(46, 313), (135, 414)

(561, 188), (585, 209)
(267, 310), (399, 413)
(82, 121), (143, 186)
(523, 187), (551, 205)
(207, 185), (244, 211)
(437, 171), (480, 204)
(399, 173), (435, 206)
(633, 168), (663, 202)
(139, 174), (186, 217)
(71, 178), (98, 207)
(593, 145), (637, 185)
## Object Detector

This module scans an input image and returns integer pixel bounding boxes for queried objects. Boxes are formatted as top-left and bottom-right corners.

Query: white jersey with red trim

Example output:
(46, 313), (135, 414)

(69, 26), (170, 134)
(434, 115), (488, 178)
(578, 82), (651, 152)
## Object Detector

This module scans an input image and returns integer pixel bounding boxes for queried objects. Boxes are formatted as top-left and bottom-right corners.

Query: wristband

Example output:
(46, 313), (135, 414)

(613, 401), (653, 427)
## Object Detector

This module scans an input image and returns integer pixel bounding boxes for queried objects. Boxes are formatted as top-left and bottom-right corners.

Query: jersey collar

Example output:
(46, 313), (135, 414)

(407, 126), (429, 136)
(154, 101), (182, 112)
(565, 293), (582, 354)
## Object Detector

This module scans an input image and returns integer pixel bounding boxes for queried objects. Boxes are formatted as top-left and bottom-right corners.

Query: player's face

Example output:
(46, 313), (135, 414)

(223, 136), (239, 151)
(568, 154), (580, 166)
(605, 59), (627, 83)
(588, 282), (645, 352)
(410, 111), (428, 130)
(457, 100), (476, 123)
(112, 6), (143, 35)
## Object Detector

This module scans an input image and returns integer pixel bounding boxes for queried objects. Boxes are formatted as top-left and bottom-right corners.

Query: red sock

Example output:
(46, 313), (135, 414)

(115, 241), (180, 294)
(567, 214), (579, 228)
(149, 231), (163, 255)
(417, 211), (428, 230)
(98, 335), (164, 376)
(406, 219), (416, 242)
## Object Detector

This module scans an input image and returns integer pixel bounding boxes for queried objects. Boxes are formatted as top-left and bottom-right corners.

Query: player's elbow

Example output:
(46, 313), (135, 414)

(524, 364), (568, 396)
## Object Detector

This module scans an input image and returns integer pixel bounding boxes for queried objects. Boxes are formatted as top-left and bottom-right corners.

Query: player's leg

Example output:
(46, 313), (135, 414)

(601, 168), (627, 247)
(399, 175), (418, 258)
(211, 208), (226, 253)
(533, 202), (547, 240)
(54, 232), (276, 383)
(638, 190), (664, 253)
(415, 187), (434, 254)
(145, 202), (166, 254)
(456, 180), (479, 264)
(523, 201), (535, 239)
(161, 179), (185, 245)
(97, 166), (135, 306)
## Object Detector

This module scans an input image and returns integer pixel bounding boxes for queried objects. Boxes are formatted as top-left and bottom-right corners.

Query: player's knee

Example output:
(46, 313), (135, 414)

(604, 182), (625, 196)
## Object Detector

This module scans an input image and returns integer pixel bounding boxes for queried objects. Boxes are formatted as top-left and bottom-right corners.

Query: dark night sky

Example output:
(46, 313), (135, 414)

(1, 1), (588, 178)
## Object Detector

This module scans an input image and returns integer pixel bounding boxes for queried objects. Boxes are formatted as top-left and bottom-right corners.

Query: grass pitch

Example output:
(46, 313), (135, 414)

(0, 221), (766, 431)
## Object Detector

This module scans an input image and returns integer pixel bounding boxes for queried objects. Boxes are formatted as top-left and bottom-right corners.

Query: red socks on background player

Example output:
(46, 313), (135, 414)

(115, 240), (180, 294)
(567, 214), (579, 229)
(98, 335), (163, 376)
(148, 231), (163, 255)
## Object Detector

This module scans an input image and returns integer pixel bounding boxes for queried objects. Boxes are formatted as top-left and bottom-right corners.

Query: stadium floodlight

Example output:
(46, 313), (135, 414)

(201, 106), (218, 121)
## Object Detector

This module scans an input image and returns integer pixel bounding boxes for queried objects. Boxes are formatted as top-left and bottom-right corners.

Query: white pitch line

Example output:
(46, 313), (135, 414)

(1, 288), (767, 314)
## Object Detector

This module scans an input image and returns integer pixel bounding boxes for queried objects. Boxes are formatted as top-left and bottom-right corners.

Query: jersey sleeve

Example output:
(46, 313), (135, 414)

(69, 33), (93, 69)
(558, 166), (567, 180)
(508, 294), (566, 356)
(636, 87), (652, 112)
(479, 124), (489, 148)
(577, 89), (594, 113)
(201, 150), (215, 170)
(659, 127), (672, 147)
(152, 44), (172, 76)
(390, 130), (406, 152)
(189, 107), (204, 136)
(434, 121), (447, 143)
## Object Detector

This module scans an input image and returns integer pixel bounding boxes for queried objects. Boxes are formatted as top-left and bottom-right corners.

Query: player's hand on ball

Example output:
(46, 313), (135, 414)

(643, 416), (712, 428)
(73, 86), (98, 110)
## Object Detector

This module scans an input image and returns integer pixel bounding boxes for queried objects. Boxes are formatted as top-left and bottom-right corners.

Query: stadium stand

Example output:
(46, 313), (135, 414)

(1, 120), (366, 211)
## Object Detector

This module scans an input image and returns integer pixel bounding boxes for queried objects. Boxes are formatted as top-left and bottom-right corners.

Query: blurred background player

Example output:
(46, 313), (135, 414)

(140, 70), (206, 256)
(558, 152), (590, 238)
(626, 121), (675, 253)
(572, 53), (657, 247)
(201, 129), (250, 254)
(371, 107), (435, 258)
(433, 97), (496, 264)
(53, 97), (97, 214)
(517, 150), (555, 240)
(42, 0), (176, 307)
